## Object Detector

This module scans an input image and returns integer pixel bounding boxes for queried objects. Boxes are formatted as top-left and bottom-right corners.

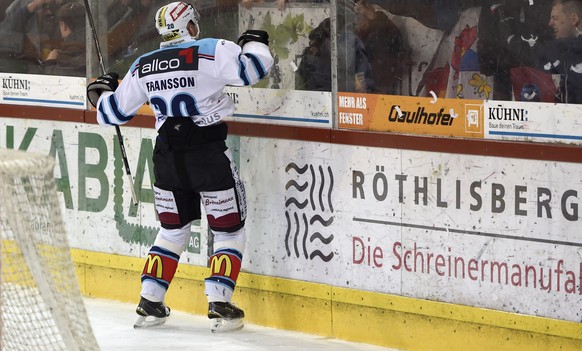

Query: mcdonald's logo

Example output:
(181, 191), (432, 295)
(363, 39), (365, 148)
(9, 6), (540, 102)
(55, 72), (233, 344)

(144, 254), (163, 278)
(210, 254), (232, 277)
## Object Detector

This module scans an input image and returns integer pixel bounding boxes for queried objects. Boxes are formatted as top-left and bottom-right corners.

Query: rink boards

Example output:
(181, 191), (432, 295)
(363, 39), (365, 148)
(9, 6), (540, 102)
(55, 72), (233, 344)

(1, 110), (582, 351)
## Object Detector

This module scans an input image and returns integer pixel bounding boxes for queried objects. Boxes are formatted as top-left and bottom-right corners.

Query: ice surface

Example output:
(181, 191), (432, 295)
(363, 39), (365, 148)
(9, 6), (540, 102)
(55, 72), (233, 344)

(85, 297), (401, 351)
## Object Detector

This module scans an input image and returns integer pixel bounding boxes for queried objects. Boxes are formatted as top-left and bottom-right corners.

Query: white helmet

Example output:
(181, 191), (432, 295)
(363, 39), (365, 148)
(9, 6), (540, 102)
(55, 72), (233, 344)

(155, 2), (201, 41)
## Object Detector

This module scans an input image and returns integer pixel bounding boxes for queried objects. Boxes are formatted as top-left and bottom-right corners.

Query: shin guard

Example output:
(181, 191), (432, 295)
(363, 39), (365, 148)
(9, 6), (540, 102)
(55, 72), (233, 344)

(204, 248), (243, 302)
(141, 246), (180, 301)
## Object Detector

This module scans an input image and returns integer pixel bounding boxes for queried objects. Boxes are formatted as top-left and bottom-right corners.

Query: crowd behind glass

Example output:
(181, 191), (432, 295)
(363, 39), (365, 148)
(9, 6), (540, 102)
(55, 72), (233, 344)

(0, 0), (581, 104)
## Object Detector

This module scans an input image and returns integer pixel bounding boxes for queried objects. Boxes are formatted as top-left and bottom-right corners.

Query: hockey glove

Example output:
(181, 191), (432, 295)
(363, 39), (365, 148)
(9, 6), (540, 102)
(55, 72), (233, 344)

(237, 30), (269, 47)
(87, 73), (119, 108)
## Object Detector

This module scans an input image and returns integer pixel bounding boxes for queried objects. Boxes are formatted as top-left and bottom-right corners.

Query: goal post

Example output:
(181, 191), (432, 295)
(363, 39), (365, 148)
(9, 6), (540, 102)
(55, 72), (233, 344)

(0, 148), (99, 351)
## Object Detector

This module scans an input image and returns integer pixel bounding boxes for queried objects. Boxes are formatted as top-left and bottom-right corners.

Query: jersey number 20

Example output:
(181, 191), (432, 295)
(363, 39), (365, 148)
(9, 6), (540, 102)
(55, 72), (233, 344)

(151, 94), (201, 117)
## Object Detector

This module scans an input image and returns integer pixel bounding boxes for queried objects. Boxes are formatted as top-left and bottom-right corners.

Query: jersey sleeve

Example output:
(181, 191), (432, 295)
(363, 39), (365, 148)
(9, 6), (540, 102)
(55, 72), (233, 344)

(95, 64), (148, 127)
(214, 39), (274, 87)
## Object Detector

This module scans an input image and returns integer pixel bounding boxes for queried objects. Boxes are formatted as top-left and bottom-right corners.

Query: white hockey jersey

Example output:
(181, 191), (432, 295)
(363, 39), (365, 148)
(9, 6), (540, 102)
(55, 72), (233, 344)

(95, 37), (273, 130)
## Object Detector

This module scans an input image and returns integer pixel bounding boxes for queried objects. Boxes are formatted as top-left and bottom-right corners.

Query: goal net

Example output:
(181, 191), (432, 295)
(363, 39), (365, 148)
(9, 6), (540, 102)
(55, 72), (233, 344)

(0, 149), (99, 351)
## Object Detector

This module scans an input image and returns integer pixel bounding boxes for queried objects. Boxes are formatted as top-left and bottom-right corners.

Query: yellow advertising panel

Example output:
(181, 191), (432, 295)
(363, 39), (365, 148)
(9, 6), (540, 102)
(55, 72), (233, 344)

(338, 93), (484, 138)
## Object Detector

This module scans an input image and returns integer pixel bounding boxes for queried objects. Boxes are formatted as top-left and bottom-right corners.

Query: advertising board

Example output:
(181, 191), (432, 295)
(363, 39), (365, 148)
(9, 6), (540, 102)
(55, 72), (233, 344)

(0, 73), (86, 109)
(338, 93), (484, 138)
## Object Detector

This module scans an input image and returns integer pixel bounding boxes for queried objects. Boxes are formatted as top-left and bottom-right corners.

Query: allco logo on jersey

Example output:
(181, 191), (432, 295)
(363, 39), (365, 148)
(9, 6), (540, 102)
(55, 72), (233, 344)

(139, 47), (199, 77)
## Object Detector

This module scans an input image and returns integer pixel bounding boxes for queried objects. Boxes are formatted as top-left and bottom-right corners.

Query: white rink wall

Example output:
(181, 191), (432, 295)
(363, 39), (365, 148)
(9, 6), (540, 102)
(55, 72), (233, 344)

(1, 116), (582, 323)
(241, 137), (582, 322)
(1, 110), (582, 351)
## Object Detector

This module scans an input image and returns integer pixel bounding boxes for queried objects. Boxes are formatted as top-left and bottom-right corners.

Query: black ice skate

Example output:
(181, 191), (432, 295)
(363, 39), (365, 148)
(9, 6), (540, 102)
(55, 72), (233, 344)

(208, 301), (245, 333)
(134, 297), (171, 328)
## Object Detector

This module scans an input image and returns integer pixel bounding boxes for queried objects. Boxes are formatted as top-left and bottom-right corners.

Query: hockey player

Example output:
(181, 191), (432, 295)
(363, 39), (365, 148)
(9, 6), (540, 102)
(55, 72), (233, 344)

(86, 1), (273, 332)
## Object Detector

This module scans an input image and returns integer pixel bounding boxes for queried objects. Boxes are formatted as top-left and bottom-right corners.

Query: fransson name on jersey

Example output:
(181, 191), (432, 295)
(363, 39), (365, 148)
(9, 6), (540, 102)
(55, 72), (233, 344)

(95, 37), (274, 131)
(145, 77), (196, 93)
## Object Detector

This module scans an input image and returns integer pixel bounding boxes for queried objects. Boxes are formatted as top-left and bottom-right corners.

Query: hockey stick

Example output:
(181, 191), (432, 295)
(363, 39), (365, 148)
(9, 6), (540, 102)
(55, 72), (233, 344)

(82, 0), (139, 205)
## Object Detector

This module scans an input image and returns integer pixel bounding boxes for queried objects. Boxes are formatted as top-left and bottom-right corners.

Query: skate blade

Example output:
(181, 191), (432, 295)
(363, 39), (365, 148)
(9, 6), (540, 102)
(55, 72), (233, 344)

(210, 318), (244, 333)
(133, 315), (167, 328)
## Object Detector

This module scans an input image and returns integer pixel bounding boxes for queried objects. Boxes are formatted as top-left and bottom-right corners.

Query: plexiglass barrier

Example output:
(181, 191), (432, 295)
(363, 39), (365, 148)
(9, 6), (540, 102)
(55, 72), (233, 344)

(1, 0), (581, 142)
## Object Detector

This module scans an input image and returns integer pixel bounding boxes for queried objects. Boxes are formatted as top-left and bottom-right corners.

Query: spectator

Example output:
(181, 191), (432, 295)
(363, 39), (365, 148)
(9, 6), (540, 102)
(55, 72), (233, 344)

(0, 0), (14, 21)
(478, 0), (556, 102)
(44, 0), (85, 76)
(359, 0), (490, 99)
(354, 0), (409, 94)
(107, 0), (165, 73)
(538, 0), (582, 103)
(549, 0), (582, 38)
(296, 17), (371, 92)
(107, 0), (133, 30)
(0, 0), (63, 73)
